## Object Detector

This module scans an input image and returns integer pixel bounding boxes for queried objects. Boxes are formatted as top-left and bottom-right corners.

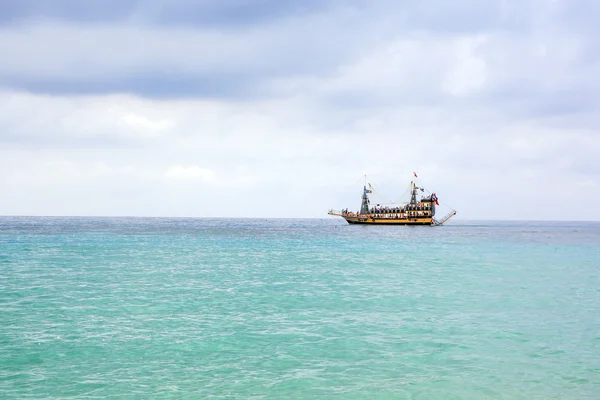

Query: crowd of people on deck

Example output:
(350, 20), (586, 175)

(370, 202), (431, 214)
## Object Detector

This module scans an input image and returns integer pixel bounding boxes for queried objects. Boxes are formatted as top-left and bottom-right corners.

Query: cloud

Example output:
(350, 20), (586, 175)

(0, 90), (598, 219)
(441, 36), (487, 96)
(0, 0), (597, 126)
(164, 165), (216, 182)
(0, 0), (598, 219)
(0, 0), (331, 27)
(119, 113), (173, 136)
(0, 3), (372, 98)
(0, 92), (179, 147)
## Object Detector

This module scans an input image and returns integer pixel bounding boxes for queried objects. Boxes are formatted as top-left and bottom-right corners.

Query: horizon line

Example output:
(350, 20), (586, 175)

(1, 215), (599, 223)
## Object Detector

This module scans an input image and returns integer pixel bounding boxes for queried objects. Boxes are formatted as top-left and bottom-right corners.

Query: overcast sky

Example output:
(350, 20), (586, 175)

(1, 0), (598, 220)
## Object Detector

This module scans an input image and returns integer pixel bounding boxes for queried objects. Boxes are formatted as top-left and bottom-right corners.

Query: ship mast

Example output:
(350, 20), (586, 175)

(410, 181), (418, 204)
(360, 175), (370, 214)
(360, 187), (370, 214)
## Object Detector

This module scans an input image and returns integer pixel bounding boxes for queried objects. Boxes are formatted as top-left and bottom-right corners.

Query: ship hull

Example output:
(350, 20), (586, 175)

(343, 216), (433, 225)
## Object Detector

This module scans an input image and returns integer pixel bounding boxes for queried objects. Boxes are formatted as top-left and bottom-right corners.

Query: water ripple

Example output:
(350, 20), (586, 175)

(1, 217), (599, 398)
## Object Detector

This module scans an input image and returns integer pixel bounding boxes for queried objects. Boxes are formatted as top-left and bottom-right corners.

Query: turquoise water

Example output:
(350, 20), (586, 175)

(1, 217), (599, 399)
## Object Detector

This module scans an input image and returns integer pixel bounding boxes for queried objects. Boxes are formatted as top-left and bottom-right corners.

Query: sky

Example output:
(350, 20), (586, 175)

(1, 0), (599, 220)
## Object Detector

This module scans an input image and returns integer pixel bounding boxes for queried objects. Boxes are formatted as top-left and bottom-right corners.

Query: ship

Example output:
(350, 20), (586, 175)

(328, 175), (456, 226)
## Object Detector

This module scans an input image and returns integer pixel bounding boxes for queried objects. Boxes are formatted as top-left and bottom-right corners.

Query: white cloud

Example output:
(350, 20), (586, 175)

(0, 89), (597, 219)
(119, 113), (173, 136)
(164, 166), (217, 182)
(442, 36), (487, 96)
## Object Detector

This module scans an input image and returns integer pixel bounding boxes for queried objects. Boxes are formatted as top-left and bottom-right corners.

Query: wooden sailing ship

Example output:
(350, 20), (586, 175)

(328, 175), (456, 226)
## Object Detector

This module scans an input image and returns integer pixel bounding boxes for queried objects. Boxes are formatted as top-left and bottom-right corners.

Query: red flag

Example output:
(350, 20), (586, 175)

(413, 172), (418, 178)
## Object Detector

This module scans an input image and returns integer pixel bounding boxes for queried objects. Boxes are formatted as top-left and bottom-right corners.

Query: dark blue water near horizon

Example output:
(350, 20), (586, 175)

(1, 217), (599, 399)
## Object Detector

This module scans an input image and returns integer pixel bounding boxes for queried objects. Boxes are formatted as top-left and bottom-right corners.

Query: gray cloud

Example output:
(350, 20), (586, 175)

(0, 0), (346, 100)
(0, 0), (137, 24)
(0, 8), (365, 99)
(1, 0), (596, 122)
(0, 0), (331, 27)
(1, 70), (267, 99)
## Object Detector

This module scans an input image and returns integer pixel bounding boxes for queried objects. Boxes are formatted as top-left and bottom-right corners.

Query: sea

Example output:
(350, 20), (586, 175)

(1, 217), (599, 399)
